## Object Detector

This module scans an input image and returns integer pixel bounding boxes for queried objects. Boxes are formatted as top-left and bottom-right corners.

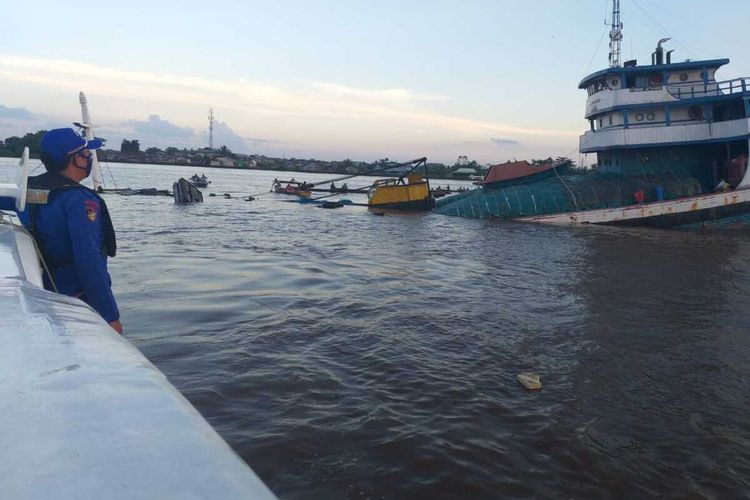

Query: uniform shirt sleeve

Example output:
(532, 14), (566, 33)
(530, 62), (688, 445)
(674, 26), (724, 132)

(61, 190), (120, 322)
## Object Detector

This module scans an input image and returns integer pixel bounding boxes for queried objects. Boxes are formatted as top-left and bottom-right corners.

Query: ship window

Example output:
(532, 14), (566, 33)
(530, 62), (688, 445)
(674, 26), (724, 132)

(589, 79), (608, 95)
(688, 105), (704, 120)
(598, 119), (603, 128)
(610, 78), (620, 87)
(648, 73), (663, 87)
(608, 115), (613, 125)
(679, 72), (688, 82)
(647, 112), (656, 121)
(635, 113), (644, 122)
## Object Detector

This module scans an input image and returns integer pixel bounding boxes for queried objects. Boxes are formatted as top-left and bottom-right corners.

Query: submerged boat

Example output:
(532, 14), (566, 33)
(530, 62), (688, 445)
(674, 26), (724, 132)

(435, 0), (750, 228)
(367, 158), (433, 210)
(368, 173), (432, 210)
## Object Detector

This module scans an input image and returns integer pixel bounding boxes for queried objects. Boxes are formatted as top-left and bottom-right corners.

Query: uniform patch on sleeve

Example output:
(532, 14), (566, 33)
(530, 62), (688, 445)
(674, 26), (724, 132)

(84, 199), (99, 222)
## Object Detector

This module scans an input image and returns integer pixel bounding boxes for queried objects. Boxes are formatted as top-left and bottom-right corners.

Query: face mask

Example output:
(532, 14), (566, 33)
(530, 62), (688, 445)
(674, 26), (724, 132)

(74, 152), (93, 177)
(83, 154), (93, 176)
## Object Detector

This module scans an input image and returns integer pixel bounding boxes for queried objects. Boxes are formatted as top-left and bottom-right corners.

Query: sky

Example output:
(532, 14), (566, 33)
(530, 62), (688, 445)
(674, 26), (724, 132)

(1, 0), (748, 164)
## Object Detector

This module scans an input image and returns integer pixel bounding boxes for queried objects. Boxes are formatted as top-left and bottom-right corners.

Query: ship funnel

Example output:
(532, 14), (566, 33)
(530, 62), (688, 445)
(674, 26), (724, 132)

(653, 38), (671, 65)
(666, 50), (675, 64)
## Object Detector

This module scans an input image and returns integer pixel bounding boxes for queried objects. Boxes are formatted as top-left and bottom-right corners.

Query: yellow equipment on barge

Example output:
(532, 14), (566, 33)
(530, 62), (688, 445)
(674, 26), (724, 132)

(367, 158), (433, 211)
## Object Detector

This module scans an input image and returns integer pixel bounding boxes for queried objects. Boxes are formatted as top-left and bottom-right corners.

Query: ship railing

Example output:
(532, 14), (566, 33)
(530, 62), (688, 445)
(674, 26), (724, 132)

(667, 77), (750, 100)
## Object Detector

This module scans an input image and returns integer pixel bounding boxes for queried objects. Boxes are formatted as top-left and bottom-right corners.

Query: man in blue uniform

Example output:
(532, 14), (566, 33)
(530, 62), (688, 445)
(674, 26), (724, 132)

(20, 128), (122, 333)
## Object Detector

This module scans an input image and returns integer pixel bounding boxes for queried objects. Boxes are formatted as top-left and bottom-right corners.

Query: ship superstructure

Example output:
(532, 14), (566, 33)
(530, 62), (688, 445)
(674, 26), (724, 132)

(434, 1), (750, 227)
(580, 45), (750, 191)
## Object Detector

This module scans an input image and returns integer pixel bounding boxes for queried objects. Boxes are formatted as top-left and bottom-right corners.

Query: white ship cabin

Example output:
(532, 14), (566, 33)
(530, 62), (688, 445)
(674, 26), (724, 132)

(579, 40), (750, 155)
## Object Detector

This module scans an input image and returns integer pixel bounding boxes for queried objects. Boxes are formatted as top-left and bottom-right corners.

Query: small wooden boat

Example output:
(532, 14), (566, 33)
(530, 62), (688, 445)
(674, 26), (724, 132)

(272, 180), (312, 198)
(189, 174), (210, 187)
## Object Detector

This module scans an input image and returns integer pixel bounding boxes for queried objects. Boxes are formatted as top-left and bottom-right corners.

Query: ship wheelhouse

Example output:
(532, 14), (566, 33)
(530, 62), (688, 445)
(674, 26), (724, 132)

(579, 42), (750, 192)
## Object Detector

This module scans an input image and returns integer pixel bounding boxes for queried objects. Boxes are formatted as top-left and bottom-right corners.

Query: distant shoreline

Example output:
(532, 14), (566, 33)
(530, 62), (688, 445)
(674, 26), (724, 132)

(113, 159), (478, 182)
(0, 154), (477, 183)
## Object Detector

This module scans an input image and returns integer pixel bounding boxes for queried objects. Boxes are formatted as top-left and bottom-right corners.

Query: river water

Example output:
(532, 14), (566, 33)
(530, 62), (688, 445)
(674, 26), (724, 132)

(3, 159), (750, 499)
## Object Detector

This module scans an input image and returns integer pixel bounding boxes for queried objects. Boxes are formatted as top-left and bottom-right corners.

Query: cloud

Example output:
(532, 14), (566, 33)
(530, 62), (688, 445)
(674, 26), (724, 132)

(490, 137), (520, 146)
(0, 104), (33, 120)
(309, 82), (446, 103)
(0, 55), (578, 140)
(210, 120), (247, 152)
(131, 114), (195, 139)
(0, 55), (581, 162)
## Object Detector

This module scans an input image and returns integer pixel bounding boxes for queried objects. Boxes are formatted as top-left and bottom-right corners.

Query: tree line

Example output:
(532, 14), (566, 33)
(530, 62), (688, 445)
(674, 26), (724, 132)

(0, 130), (46, 157)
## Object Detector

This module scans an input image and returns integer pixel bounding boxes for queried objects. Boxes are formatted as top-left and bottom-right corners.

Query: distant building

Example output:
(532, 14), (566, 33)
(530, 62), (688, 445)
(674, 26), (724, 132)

(451, 167), (478, 178)
(210, 156), (235, 167)
(302, 162), (321, 172)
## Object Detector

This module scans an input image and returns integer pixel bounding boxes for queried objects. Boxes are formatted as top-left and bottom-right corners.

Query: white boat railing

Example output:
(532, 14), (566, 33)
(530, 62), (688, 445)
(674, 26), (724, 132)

(667, 77), (750, 100)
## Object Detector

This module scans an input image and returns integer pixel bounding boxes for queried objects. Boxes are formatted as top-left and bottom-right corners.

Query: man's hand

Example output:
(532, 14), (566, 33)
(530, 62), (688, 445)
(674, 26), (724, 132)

(109, 320), (123, 334)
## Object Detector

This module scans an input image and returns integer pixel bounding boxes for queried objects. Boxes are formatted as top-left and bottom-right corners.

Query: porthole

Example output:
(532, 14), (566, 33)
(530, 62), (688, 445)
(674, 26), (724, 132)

(646, 112), (656, 121)
(679, 73), (688, 82)
(635, 113), (645, 122)
(611, 79), (620, 87)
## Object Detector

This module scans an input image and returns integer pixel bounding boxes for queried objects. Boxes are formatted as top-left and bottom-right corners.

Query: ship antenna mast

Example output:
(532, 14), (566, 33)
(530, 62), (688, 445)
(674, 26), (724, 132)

(208, 107), (214, 150)
(608, 0), (623, 68)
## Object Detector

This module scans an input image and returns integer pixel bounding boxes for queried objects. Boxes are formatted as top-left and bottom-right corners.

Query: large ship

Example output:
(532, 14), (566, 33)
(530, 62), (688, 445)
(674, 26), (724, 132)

(435, 0), (750, 228)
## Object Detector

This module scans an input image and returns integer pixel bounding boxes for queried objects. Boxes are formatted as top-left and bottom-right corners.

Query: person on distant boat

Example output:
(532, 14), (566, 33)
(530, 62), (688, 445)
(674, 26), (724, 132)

(341, 182), (348, 192)
(21, 128), (122, 334)
(330, 182), (336, 191)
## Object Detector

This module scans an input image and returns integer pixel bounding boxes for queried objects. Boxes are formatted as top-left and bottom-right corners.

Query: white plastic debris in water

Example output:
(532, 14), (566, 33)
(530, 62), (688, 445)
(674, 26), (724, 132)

(517, 372), (542, 391)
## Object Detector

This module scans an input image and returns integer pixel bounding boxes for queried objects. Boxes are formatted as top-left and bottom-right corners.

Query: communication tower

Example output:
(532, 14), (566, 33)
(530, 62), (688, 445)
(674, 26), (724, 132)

(608, 0), (623, 68)
(208, 108), (214, 150)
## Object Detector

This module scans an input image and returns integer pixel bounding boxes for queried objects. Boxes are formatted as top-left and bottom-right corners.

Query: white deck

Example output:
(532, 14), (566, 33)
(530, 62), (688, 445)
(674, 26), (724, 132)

(0, 222), (276, 500)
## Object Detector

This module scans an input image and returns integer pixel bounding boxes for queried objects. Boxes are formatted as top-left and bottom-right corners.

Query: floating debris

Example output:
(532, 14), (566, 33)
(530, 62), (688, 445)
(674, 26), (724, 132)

(320, 201), (344, 209)
(517, 372), (542, 391)
(116, 187), (171, 197)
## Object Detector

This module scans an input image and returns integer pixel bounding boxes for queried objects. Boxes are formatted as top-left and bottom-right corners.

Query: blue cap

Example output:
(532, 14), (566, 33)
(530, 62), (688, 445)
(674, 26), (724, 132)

(40, 128), (105, 165)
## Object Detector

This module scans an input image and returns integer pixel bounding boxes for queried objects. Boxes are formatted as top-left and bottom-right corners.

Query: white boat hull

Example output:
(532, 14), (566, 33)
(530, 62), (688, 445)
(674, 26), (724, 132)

(518, 188), (750, 227)
(0, 223), (275, 500)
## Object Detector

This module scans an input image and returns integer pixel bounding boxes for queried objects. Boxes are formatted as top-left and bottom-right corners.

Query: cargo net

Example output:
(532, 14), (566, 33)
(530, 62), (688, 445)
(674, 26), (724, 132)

(434, 172), (703, 219)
